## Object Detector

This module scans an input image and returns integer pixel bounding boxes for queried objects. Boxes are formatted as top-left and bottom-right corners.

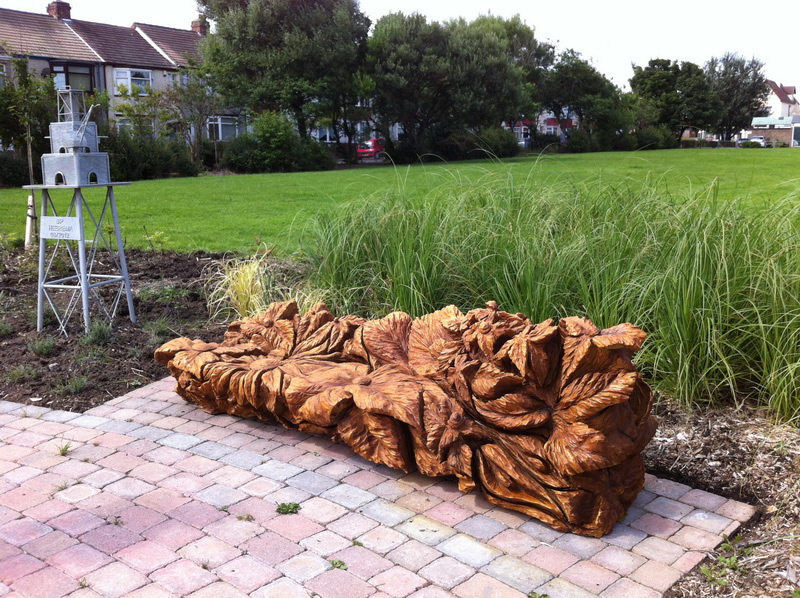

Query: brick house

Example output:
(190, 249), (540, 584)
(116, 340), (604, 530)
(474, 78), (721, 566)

(0, 1), (238, 140)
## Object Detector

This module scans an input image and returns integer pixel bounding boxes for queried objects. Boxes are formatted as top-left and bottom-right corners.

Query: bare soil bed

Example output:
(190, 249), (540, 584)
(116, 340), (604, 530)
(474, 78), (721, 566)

(0, 246), (797, 597)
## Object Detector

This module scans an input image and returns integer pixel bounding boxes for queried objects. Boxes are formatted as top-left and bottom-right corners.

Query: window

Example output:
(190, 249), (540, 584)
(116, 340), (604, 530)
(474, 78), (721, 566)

(166, 71), (190, 87)
(114, 69), (152, 96)
(50, 63), (94, 91)
(207, 116), (239, 141)
(0, 62), (6, 88)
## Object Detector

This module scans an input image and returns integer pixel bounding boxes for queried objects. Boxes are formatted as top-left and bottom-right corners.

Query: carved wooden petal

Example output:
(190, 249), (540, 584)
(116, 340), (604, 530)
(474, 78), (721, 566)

(335, 409), (413, 472)
(361, 311), (413, 368)
(470, 362), (523, 400)
(558, 371), (640, 421)
(474, 392), (550, 431)
(408, 305), (465, 379)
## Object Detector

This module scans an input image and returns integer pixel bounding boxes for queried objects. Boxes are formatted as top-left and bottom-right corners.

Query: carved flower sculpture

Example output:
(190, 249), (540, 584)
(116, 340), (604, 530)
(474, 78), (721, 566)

(156, 300), (656, 537)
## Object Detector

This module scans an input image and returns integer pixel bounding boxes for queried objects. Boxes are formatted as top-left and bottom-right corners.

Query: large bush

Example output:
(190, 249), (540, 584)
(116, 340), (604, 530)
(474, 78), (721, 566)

(0, 152), (29, 188)
(104, 129), (198, 181)
(221, 112), (334, 173)
(305, 176), (800, 421)
(566, 129), (598, 153)
(476, 126), (520, 158)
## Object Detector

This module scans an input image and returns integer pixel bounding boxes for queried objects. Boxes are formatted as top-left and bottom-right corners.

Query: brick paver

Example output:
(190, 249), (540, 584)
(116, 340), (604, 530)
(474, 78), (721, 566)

(0, 382), (757, 597)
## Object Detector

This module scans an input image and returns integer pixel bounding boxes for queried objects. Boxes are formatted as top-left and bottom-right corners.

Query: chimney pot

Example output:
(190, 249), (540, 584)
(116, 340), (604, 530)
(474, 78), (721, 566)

(191, 18), (208, 35)
(47, 1), (71, 19)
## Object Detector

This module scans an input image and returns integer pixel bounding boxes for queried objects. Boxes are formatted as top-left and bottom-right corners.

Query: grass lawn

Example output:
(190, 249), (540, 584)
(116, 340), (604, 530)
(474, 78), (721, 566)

(1, 148), (798, 254)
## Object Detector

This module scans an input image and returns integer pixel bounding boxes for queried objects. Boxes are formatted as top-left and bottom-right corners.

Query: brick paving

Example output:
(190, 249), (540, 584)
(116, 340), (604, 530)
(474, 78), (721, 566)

(0, 378), (758, 597)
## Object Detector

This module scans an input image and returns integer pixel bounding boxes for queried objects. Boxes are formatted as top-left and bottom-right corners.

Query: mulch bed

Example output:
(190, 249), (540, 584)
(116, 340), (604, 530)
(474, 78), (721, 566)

(0, 246), (798, 596)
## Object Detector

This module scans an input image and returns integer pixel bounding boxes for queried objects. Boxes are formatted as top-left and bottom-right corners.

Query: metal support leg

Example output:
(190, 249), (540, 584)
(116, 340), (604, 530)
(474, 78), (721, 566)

(75, 189), (91, 334)
(108, 186), (136, 323)
(36, 190), (48, 332)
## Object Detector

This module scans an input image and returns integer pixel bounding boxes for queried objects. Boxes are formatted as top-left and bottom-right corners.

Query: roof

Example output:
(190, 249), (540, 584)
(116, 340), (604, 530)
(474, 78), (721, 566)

(766, 80), (798, 105)
(751, 115), (800, 127)
(68, 20), (174, 69)
(0, 8), (99, 63)
(133, 23), (202, 68)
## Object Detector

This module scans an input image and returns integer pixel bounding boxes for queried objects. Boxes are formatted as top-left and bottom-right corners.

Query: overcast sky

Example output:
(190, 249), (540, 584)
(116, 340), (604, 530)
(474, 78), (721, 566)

(1, 0), (793, 89)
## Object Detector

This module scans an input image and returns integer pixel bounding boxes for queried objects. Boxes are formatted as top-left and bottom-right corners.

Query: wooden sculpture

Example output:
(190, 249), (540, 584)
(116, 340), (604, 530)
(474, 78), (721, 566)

(155, 301), (657, 537)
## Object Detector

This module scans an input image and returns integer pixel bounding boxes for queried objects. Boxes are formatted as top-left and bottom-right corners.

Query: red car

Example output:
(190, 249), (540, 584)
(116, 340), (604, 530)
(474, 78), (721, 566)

(357, 138), (384, 159)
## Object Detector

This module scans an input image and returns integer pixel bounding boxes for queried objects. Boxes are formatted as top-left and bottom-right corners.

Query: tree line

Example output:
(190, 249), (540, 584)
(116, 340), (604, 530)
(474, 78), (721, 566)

(0, 0), (774, 186)
(200, 0), (771, 160)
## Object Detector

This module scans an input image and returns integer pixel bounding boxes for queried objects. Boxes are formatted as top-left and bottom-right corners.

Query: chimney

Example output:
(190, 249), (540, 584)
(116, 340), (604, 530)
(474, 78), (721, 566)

(191, 17), (208, 36)
(47, 1), (71, 19)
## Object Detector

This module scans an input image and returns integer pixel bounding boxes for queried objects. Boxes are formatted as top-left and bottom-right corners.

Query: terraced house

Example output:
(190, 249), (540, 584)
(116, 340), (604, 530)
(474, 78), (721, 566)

(0, 1), (241, 141)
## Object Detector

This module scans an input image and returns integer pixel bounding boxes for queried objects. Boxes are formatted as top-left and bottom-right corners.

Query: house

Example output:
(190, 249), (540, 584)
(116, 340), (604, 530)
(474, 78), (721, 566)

(0, 2), (239, 140)
(765, 80), (799, 118)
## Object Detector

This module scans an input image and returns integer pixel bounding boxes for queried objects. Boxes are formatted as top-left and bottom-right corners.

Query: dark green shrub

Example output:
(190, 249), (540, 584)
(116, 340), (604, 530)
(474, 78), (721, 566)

(680, 139), (698, 149)
(221, 134), (263, 173)
(476, 126), (519, 158)
(615, 134), (638, 152)
(566, 129), (597, 153)
(740, 141), (762, 149)
(534, 133), (562, 151)
(294, 139), (335, 172)
(658, 125), (679, 149)
(636, 127), (663, 150)
(0, 152), (28, 188)
(105, 129), (199, 181)
(433, 130), (474, 161)
(221, 112), (334, 174)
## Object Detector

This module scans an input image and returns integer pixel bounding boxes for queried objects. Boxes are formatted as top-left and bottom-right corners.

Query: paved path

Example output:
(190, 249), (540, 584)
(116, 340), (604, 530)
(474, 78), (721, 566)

(0, 378), (757, 598)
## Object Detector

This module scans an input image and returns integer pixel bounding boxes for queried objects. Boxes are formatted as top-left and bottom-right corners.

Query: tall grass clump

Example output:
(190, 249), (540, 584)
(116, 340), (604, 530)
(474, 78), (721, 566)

(303, 172), (800, 421)
(204, 249), (326, 320)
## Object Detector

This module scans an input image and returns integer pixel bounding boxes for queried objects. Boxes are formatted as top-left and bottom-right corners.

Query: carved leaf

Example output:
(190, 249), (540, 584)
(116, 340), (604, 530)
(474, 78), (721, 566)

(335, 410), (413, 472)
(362, 311), (413, 368)
(292, 318), (361, 359)
(470, 362), (522, 400)
(474, 393), (550, 431)
(558, 371), (639, 420)
(408, 305), (465, 379)
(295, 303), (335, 343)
(592, 324), (647, 351)
(346, 365), (424, 428)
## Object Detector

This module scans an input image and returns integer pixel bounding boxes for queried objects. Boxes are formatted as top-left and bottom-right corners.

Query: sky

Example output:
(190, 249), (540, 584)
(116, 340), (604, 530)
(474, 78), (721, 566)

(1, 0), (793, 90)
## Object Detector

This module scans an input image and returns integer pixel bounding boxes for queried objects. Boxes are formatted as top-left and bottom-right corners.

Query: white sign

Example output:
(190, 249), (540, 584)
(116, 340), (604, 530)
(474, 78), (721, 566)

(41, 216), (81, 241)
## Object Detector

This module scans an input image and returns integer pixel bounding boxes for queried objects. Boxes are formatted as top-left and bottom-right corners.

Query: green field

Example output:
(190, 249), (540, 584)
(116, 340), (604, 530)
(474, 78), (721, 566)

(1, 148), (799, 253)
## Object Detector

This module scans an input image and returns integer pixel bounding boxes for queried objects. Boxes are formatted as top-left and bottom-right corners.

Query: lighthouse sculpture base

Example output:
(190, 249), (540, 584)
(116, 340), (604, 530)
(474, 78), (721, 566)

(24, 183), (136, 336)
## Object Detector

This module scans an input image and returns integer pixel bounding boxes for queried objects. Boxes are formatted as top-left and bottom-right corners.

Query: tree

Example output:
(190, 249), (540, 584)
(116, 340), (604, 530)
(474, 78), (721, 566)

(541, 50), (622, 145)
(367, 13), (523, 158)
(0, 55), (56, 185)
(469, 15), (555, 131)
(164, 63), (223, 163)
(705, 53), (769, 141)
(630, 59), (721, 140)
(200, 0), (370, 140)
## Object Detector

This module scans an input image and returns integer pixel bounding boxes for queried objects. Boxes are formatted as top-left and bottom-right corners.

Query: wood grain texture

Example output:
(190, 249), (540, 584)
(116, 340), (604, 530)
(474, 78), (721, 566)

(155, 300), (657, 537)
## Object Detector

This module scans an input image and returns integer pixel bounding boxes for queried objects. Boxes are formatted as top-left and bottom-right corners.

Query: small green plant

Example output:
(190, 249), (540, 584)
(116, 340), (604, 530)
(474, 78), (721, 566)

(110, 515), (123, 526)
(218, 505), (230, 513)
(700, 534), (753, 587)
(53, 482), (70, 492)
(528, 593), (549, 598)
(329, 560), (347, 570)
(55, 376), (89, 395)
(352, 540), (363, 546)
(0, 321), (12, 337)
(5, 365), (41, 384)
(78, 578), (88, 589)
(27, 337), (57, 356)
(200, 561), (209, 570)
(139, 286), (190, 304)
(81, 322), (112, 346)
(142, 227), (170, 253)
(81, 458), (90, 463)
(276, 502), (301, 515)
(56, 441), (73, 456)
(237, 514), (254, 522)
